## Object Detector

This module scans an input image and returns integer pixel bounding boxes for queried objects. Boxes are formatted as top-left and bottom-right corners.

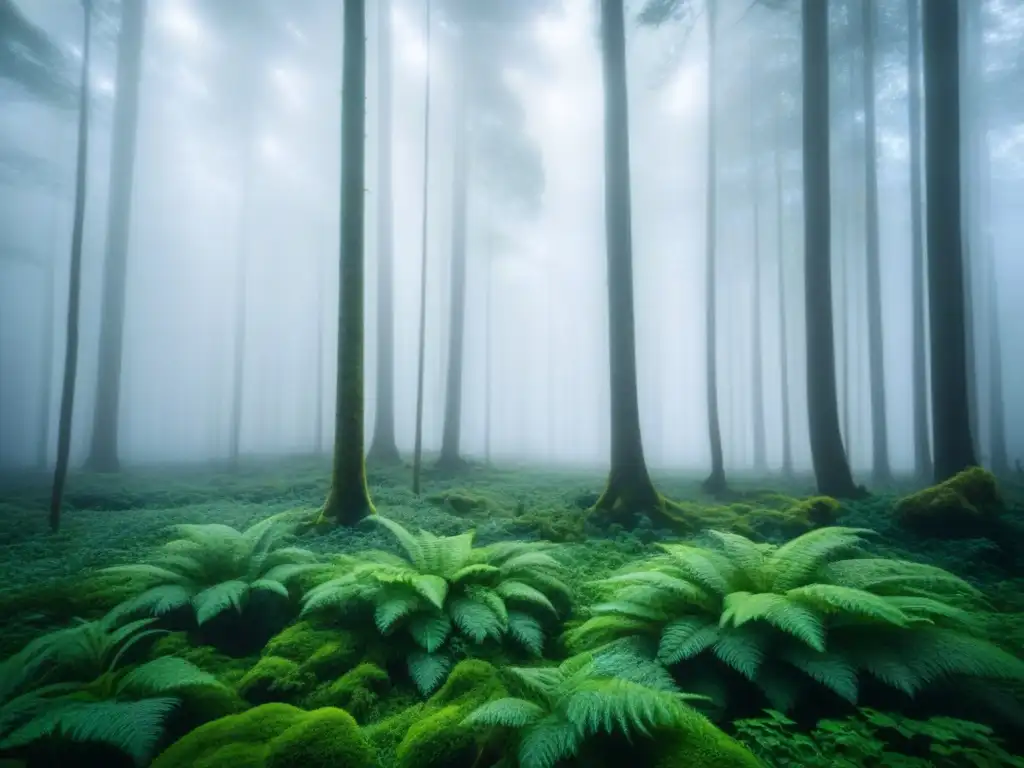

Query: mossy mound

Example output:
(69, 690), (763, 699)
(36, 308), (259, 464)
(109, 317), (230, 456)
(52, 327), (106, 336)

(151, 703), (374, 768)
(304, 663), (390, 722)
(236, 656), (317, 705)
(507, 503), (588, 542)
(648, 724), (764, 767)
(645, 496), (839, 541)
(895, 467), (1004, 538)
(425, 490), (496, 516)
(263, 620), (362, 681)
(149, 632), (254, 686)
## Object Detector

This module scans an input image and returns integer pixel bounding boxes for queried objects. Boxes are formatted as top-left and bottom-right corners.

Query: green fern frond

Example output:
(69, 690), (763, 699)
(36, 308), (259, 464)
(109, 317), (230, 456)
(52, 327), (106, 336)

(375, 591), (423, 633)
(115, 657), (221, 698)
(786, 584), (911, 627)
(767, 527), (874, 592)
(597, 571), (712, 607)
(565, 615), (651, 652)
(366, 516), (423, 567)
(108, 585), (193, 623)
(407, 651), (453, 696)
(657, 544), (736, 596)
(884, 596), (986, 633)
(712, 627), (767, 681)
(721, 592), (826, 651)
(466, 586), (509, 630)
(450, 564), (500, 584)
(463, 697), (547, 728)
(657, 617), (721, 665)
(192, 579), (249, 625)
(499, 552), (562, 576)
(260, 562), (325, 585)
(704, 530), (771, 590)
(516, 715), (580, 768)
(508, 611), (546, 656)
(101, 564), (192, 586)
(409, 611), (452, 652)
(780, 645), (859, 703)
(590, 600), (668, 622)
(497, 581), (558, 616)
(822, 558), (982, 600)
(449, 597), (504, 643)
(481, 541), (552, 566)
(249, 579), (289, 599)
(899, 628), (1024, 687)
(516, 570), (574, 605)
(436, 532), (475, 577)
(564, 678), (686, 738)
(301, 577), (375, 615)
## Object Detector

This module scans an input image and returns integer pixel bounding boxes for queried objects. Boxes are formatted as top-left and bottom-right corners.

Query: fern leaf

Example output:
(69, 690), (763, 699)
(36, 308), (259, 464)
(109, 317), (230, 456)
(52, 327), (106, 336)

(564, 615), (651, 652)
(767, 527), (874, 592)
(884, 596), (985, 633)
(712, 627), (766, 680)
(564, 678), (685, 739)
(721, 592), (826, 652)
(657, 617), (721, 665)
(463, 698), (547, 728)
(437, 533), (475, 578)
(598, 571), (712, 608)
(100, 564), (192, 586)
(408, 611), (452, 652)
(505, 665), (565, 703)
(450, 564), (501, 584)
(449, 597), (503, 644)
(786, 584), (911, 627)
(901, 628), (1024, 686)
(781, 645), (858, 703)
(591, 601), (668, 622)
(497, 581), (558, 615)
(192, 580), (249, 625)
(108, 585), (193, 623)
(516, 715), (581, 768)
(250, 579), (290, 599)
(407, 651), (452, 696)
(657, 544), (736, 596)
(115, 657), (221, 698)
(508, 611), (546, 656)
(366, 516), (423, 566)
(375, 591), (424, 633)
(260, 562), (327, 584)
(499, 551), (562, 576)
(591, 650), (680, 693)
(301, 577), (375, 615)
(411, 574), (448, 610)
(704, 530), (771, 590)
(822, 558), (981, 599)
(107, 628), (171, 674)
(466, 586), (509, 630)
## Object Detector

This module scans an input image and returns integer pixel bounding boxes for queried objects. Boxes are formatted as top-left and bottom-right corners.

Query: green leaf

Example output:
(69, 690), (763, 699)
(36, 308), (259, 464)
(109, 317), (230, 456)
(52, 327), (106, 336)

(497, 581), (558, 615)
(408, 612), (452, 652)
(463, 698), (547, 728)
(407, 651), (453, 696)
(115, 657), (221, 698)
(449, 597), (503, 644)
(249, 579), (290, 599)
(508, 611), (545, 656)
(192, 580), (249, 625)
(657, 617), (720, 665)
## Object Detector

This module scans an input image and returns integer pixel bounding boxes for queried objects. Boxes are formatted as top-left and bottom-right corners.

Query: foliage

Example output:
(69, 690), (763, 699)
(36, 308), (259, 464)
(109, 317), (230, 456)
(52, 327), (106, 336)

(0, 612), (227, 765)
(301, 516), (572, 695)
(103, 515), (324, 627)
(894, 467), (1005, 538)
(734, 707), (1024, 767)
(462, 650), (758, 768)
(303, 663), (390, 723)
(565, 526), (1024, 715)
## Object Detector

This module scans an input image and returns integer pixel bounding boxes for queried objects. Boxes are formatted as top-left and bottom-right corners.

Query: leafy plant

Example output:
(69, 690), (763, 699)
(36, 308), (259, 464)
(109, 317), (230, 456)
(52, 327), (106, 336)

(301, 517), (572, 695)
(103, 515), (324, 626)
(0, 613), (226, 765)
(462, 650), (715, 768)
(566, 527), (1024, 713)
(734, 707), (1024, 767)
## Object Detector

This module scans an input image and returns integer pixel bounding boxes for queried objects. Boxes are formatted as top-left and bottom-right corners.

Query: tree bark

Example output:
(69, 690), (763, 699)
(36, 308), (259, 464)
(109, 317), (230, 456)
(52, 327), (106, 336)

(921, 0), (978, 482)
(986, 234), (1007, 474)
(860, 0), (890, 484)
(50, 0), (92, 532)
(368, 0), (400, 465)
(801, 0), (858, 498)
(86, 0), (146, 473)
(437, 41), (469, 473)
(773, 100), (792, 477)
(749, 56), (766, 475)
(702, 0), (726, 494)
(594, 0), (660, 519)
(322, 0), (374, 524)
(906, 0), (932, 479)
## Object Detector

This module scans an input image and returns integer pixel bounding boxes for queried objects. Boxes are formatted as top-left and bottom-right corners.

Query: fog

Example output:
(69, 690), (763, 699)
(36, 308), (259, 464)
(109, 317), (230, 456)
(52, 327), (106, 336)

(1, 0), (1022, 482)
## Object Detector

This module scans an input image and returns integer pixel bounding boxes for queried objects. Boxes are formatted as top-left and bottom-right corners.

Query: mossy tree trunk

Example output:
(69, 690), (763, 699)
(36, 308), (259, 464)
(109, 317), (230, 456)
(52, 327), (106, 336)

(702, 0), (726, 495)
(860, 0), (891, 484)
(50, 0), (93, 533)
(594, 0), (660, 520)
(772, 99), (792, 478)
(921, 0), (978, 482)
(748, 55), (766, 476)
(801, 0), (858, 499)
(906, 0), (932, 480)
(323, 0), (374, 525)
(367, 0), (401, 466)
(86, 0), (146, 474)
(437, 42), (468, 474)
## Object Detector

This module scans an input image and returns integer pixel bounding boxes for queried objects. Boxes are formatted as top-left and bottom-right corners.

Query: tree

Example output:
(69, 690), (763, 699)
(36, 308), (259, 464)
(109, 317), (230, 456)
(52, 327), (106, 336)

(772, 93), (793, 477)
(906, 0), (931, 479)
(860, 0), (890, 483)
(322, 0), (374, 525)
(50, 0), (93, 533)
(748, 54), (767, 475)
(921, 0), (977, 482)
(801, 0), (858, 498)
(367, 0), (401, 465)
(593, 0), (661, 518)
(86, 0), (147, 473)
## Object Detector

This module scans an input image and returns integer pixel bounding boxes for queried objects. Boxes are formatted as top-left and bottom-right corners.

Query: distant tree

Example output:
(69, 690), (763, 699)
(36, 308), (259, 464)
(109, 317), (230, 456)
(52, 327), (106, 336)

(906, 0), (931, 479)
(322, 0), (374, 525)
(748, 54), (767, 476)
(50, 0), (94, 533)
(772, 89), (793, 478)
(921, 0), (977, 482)
(367, 0), (401, 466)
(86, 0), (147, 473)
(593, 0), (661, 518)
(801, 0), (858, 498)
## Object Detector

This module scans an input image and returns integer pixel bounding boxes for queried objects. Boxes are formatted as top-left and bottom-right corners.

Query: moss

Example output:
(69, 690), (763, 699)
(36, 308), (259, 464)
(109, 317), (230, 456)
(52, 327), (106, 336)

(648, 723), (764, 767)
(425, 490), (493, 516)
(265, 708), (374, 768)
(236, 656), (316, 705)
(153, 704), (374, 768)
(895, 467), (1003, 538)
(263, 621), (361, 681)
(303, 663), (390, 722)
(509, 504), (587, 543)
(395, 704), (480, 768)
(648, 498), (831, 541)
(149, 632), (253, 686)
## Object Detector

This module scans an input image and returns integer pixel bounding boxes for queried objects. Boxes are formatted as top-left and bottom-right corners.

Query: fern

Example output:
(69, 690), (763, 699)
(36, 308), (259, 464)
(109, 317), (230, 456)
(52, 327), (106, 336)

(302, 516), (571, 695)
(566, 525), (1024, 717)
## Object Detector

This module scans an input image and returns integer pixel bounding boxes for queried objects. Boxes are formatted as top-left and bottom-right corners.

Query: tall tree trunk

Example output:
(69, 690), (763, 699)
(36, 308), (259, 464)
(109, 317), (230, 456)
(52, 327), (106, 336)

(368, 0), (400, 465)
(773, 101), (792, 477)
(702, 0), (726, 494)
(322, 0), (374, 524)
(484, 233), (493, 466)
(314, 244), (325, 453)
(86, 0), (146, 473)
(861, 0), (890, 483)
(907, 0), (931, 479)
(437, 44), (468, 473)
(228, 156), (252, 465)
(986, 234), (1007, 474)
(50, 0), (92, 532)
(801, 0), (858, 498)
(37, 259), (56, 469)
(411, 0), (433, 496)
(921, 0), (977, 482)
(594, 0), (660, 520)
(749, 57), (766, 475)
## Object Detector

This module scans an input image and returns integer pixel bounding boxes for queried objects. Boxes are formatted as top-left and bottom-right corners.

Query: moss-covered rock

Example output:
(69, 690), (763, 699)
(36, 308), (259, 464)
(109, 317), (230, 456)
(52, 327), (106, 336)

(152, 704), (373, 768)
(509, 504), (587, 542)
(263, 621), (361, 681)
(425, 490), (493, 516)
(895, 467), (1003, 538)
(649, 724), (764, 767)
(303, 663), (390, 722)
(236, 656), (316, 705)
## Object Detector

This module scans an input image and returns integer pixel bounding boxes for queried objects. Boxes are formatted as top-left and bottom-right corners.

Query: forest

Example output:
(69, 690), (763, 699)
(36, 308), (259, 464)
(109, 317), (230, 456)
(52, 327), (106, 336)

(0, 0), (1023, 766)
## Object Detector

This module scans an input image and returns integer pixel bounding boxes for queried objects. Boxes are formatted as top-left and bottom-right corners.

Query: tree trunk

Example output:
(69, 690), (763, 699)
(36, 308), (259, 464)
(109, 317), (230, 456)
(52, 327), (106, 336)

(860, 0), (890, 484)
(594, 0), (660, 519)
(314, 244), (325, 453)
(773, 101), (792, 477)
(749, 57), (766, 475)
(986, 234), (1007, 474)
(437, 43), (468, 473)
(484, 226), (493, 466)
(921, 0), (977, 482)
(37, 259), (56, 469)
(322, 0), (374, 524)
(801, 0), (858, 498)
(50, 0), (92, 532)
(411, 0), (433, 496)
(702, 0), (726, 495)
(86, 0), (146, 473)
(368, 0), (400, 465)
(228, 153), (252, 465)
